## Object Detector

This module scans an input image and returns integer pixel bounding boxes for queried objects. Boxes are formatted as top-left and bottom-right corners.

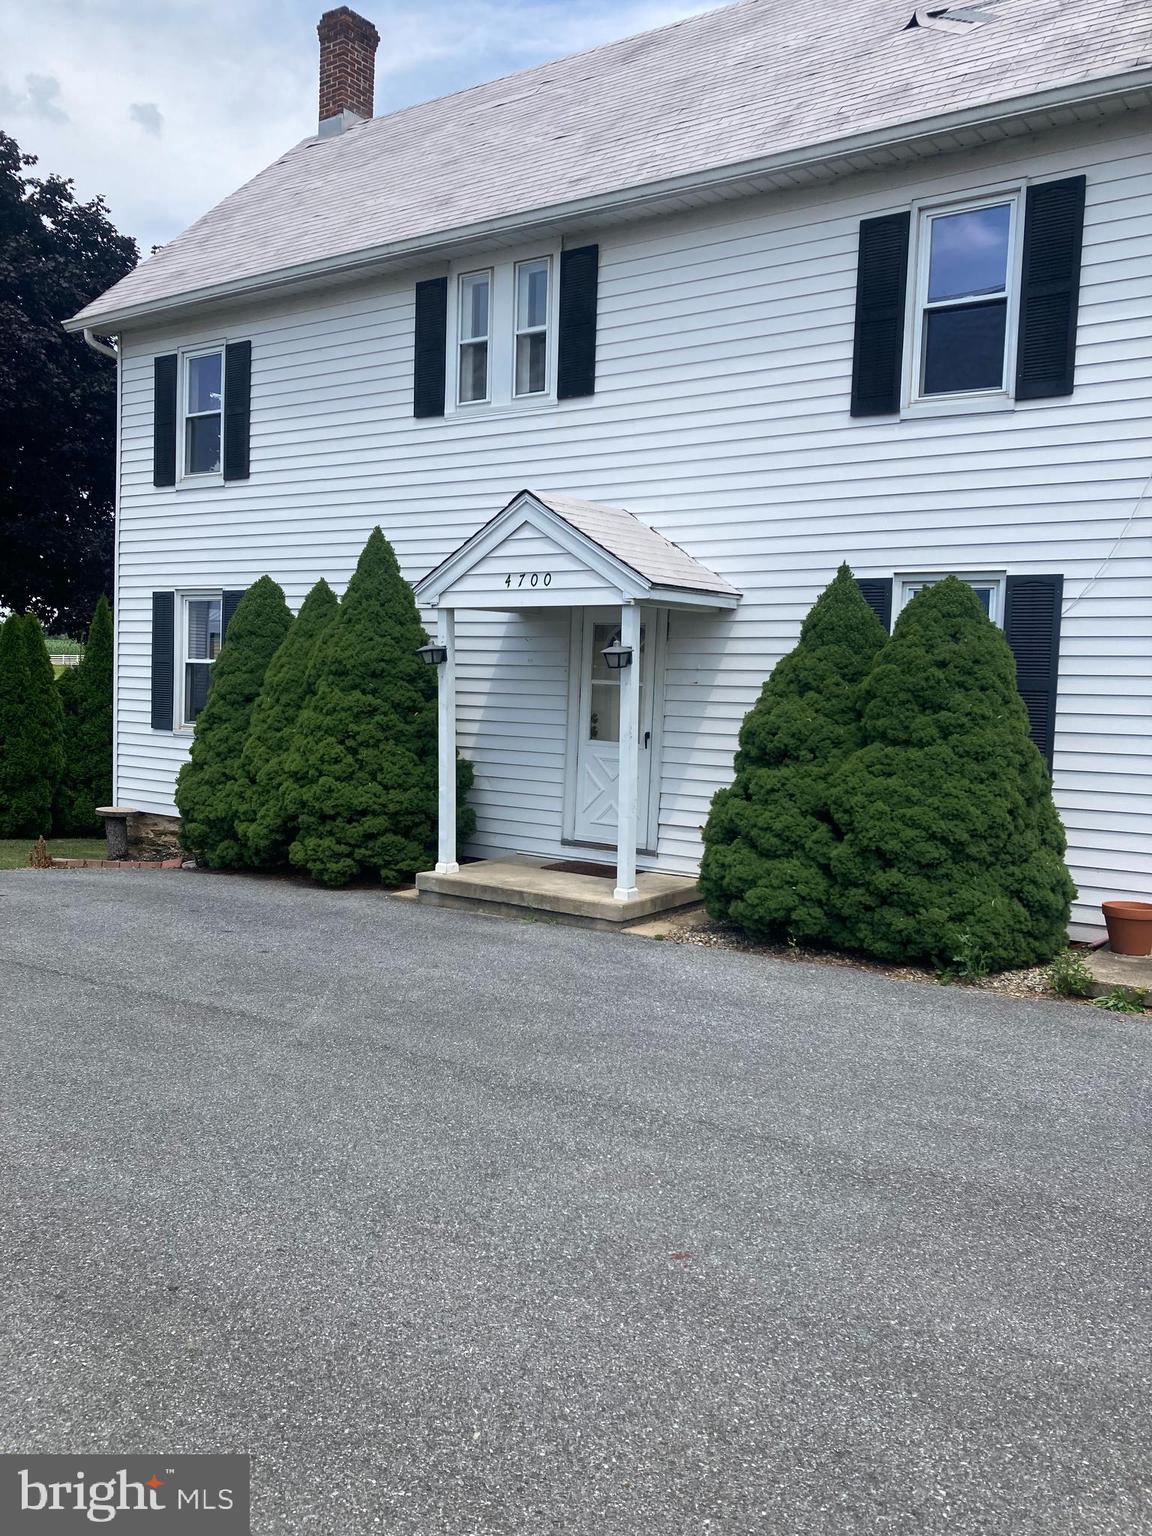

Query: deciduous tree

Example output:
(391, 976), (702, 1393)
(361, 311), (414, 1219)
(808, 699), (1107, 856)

(0, 131), (137, 631)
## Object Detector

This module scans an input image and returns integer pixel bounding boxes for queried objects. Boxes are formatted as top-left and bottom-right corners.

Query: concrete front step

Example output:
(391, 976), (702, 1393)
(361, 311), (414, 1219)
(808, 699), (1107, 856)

(415, 855), (701, 929)
(1082, 946), (1152, 1000)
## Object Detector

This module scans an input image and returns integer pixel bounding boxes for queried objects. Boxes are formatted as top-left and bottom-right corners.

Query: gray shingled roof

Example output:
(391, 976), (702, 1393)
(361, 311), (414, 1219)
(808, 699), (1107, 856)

(414, 490), (741, 600)
(532, 493), (740, 597)
(73, 0), (1152, 328)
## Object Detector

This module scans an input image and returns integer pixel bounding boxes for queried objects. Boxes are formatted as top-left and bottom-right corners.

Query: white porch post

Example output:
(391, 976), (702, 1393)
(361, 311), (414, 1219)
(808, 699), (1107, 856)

(614, 602), (641, 901)
(435, 606), (459, 874)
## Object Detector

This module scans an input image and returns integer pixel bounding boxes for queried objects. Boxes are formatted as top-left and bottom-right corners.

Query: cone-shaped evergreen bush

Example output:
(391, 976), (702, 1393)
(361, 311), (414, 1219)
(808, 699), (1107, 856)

(54, 595), (114, 835)
(0, 614), (64, 836)
(830, 577), (1074, 969)
(236, 578), (339, 867)
(176, 576), (292, 867)
(699, 564), (887, 941)
(282, 527), (475, 887)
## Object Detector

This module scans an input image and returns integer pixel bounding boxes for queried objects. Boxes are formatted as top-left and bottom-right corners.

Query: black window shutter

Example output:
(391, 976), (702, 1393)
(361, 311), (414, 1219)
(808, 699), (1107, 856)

(151, 591), (175, 729)
(222, 590), (246, 636)
(153, 355), (178, 486)
(850, 212), (910, 417)
(1004, 575), (1063, 768)
(1015, 176), (1086, 401)
(413, 277), (448, 418)
(856, 578), (893, 630)
(223, 340), (252, 481)
(557, 244), (599, 400)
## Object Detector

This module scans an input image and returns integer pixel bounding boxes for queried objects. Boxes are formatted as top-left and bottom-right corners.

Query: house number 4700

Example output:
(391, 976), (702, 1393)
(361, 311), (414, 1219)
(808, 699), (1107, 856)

(504, 572), (552, 587)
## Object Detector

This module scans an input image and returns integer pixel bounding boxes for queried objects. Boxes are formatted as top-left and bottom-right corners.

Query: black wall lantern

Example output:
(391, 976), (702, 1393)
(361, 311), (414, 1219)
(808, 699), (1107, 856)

(600, 640), (633, 671)
(416, 642), (448, 666)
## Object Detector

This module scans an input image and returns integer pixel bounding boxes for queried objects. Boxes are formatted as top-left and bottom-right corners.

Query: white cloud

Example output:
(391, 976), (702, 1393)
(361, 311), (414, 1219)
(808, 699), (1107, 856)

(2, 0), (712, 250)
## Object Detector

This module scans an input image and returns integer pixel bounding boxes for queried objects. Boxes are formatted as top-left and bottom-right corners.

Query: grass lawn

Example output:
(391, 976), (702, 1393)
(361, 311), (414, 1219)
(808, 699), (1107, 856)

(0, 838), (106, 870)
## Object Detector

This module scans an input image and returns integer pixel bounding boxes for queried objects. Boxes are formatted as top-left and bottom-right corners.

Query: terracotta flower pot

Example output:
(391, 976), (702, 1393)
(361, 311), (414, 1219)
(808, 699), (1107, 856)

(1102, 901), (1152, 957)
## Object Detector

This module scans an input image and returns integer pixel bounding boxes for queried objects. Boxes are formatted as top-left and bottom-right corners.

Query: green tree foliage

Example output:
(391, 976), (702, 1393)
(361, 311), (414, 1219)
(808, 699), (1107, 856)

(282, 528), (475, 887)
(54, 594), (113, 834)
(0, 614), (64, 835)
(830, 577), (1074, 969)
(236, 579), (339, 867)
(0, 132), (138, 631)
(175, 577), (292, 867)
(699, 564), (887, 940)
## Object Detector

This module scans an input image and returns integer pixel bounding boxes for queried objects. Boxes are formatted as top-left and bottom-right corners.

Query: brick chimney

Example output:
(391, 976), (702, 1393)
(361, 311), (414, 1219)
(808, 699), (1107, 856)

(317, 7), (380, 137)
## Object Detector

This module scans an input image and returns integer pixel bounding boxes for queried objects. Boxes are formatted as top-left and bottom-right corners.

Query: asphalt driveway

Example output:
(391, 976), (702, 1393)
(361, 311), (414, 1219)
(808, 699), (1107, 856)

(0, 869), (1149, 1534)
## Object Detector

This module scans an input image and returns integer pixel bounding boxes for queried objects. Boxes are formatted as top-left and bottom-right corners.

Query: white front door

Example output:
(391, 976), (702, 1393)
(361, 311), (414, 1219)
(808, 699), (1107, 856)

(570, 610), (662, 848)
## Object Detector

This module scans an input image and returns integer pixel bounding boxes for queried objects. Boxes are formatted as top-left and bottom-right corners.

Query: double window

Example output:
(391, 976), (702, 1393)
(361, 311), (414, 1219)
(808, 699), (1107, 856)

(453, 255), (555, 409)
(183, 350), (224, 475)
(912, 197), (1018, 399)
(180, 593), (222, 725)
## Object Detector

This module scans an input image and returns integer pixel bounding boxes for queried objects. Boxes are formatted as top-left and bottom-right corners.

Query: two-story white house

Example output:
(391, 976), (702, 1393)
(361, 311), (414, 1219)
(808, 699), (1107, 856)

(68, 0), (1151, 934)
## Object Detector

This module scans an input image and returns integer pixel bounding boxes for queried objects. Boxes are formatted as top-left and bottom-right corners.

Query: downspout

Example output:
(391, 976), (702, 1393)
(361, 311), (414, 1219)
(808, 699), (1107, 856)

(81, 325), (123, 804)
(83, 327), (118, 359)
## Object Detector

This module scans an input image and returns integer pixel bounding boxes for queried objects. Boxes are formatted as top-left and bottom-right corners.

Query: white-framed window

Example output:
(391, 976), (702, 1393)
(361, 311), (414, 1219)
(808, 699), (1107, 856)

(179, 592), (223, 725)
(514, 257), (551, 397)
(182, 348), (224, 476)
(908, 190), (1023, 404)
(457, 270), (491, 405)
(448, 249), (557, 411)
(897, 573), (1005, 625)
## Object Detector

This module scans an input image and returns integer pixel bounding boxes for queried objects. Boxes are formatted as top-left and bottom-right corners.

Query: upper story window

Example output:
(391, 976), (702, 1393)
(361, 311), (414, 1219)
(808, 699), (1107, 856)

(458, 271), (491, 404)
(514, 258), (550, 397)
(448, 251), (556, 411)
(910, 193), (1021, 402)
(182, 593), (222, 724)
(184, 350), (224, 475)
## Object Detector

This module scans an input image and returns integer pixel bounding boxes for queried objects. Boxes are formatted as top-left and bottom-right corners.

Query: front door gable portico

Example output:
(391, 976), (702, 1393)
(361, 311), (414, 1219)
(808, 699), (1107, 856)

(415, 491), (739, 903)
(414, 490), (741, 611)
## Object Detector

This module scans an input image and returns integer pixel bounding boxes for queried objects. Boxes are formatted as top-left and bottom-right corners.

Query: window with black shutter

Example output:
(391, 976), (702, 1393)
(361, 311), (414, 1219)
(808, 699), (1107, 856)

(416, 243), (599, 416)
(851, 176), (1086, 414)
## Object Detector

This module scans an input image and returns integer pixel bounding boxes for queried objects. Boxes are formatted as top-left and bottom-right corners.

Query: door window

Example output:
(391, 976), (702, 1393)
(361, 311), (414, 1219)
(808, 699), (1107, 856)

(588, 622), (645, 742)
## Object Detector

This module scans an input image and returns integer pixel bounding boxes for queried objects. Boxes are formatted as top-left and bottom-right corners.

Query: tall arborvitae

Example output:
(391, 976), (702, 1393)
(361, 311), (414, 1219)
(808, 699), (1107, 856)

(236, 578), (339, 868)
(699, 565), (887, 941)
(54, 594), (113, 835)
(830, 577), (1074, 969)
(281, 528), (475, 887)
(0, 614), (64, 836)
(175, 577), (292, 867)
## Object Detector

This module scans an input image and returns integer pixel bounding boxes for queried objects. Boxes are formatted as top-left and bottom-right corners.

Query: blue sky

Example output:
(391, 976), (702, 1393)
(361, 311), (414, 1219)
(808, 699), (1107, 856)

(2, 0), (714, 252)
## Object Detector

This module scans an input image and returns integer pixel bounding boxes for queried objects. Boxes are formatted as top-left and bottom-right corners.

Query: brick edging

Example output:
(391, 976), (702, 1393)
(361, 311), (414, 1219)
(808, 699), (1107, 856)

(48, 857), (184, 871)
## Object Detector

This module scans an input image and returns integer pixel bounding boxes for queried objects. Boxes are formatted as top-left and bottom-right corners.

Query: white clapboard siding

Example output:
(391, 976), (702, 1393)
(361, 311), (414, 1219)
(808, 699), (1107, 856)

(114, 114), (1152, 934)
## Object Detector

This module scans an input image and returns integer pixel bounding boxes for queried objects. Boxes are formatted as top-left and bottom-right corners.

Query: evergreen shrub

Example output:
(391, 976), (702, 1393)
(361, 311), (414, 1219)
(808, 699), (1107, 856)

(236, 578), (338, 867)
(282, 527), (474, 887)
(175, 576), (292, 866)
(0, 614), (64, 836)
(830, 577), (1074, 969)
(54, 594), (113, 835)
(699, 564), (887, 941)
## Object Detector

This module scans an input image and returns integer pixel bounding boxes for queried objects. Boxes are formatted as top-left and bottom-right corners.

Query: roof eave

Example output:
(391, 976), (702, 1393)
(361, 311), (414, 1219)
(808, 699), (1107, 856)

(65, 65), (1152, 334)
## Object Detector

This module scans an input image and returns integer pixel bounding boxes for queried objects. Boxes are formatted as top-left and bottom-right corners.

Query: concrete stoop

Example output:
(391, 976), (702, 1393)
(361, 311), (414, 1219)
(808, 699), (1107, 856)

(415, 855), (701, 929)
(1082, 946), (1152, 1001)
